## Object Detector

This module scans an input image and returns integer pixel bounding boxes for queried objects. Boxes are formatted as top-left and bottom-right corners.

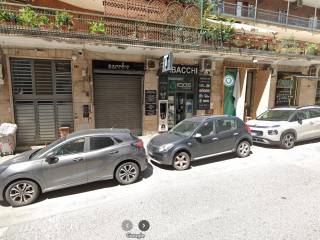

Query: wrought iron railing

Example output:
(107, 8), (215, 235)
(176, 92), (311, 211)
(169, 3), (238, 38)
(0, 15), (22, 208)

(0, 2), (318, 59)
(214, 2), (320, 32)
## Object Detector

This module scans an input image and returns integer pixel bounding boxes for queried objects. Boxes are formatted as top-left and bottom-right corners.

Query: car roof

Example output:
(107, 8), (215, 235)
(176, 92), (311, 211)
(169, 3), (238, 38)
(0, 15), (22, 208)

(185, 115), (237, 122)
(272, 105), (320, 111)
(67, 128), (130, 139)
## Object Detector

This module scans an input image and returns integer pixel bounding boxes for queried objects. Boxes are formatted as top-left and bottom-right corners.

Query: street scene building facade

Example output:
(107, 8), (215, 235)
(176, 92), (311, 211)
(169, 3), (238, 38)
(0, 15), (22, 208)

(0, 0), (319, 146)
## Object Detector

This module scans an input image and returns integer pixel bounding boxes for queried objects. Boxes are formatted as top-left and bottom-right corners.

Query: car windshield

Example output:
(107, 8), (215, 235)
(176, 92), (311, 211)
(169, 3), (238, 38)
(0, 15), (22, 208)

(30, 137), (65, 160)
(256, 110), (295, 121)
(170, 120), (202, 137)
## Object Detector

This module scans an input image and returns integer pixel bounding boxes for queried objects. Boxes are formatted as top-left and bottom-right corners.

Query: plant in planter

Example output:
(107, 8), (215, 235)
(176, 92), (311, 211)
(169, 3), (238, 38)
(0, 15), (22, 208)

(211, 22), (235, 47)
(306, 43), (318, 55)
(38, 15), (50, 29)
(89, 19), (106, 34)
(55, 11), (73, 31)
(19, 7), (38, 28)
(0, 9), (20, 24)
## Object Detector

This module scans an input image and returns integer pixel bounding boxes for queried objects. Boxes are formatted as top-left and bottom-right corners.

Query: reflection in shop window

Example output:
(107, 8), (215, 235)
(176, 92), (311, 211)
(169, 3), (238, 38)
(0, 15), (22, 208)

(275, 73), (298, 107)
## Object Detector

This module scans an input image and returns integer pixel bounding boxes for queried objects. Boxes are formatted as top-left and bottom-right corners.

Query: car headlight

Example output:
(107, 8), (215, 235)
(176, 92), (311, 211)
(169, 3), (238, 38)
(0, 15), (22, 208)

(268, 130), (278, 135)
(0, 165), (8, 175)
(159, 143), (174, 153)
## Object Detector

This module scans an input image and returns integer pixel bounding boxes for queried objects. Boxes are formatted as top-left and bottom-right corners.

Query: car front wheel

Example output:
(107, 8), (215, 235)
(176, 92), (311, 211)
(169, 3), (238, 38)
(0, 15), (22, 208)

(115, 162), (140, 185)
(281, 132), (295, 149)
(173, 151), (191, 171)
(5, 180), (40, 207)
(236, 141), (251, 158)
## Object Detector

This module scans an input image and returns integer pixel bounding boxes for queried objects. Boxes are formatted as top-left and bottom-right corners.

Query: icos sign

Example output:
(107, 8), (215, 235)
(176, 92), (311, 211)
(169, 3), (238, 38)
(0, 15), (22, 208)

(224, 75), (235, 87)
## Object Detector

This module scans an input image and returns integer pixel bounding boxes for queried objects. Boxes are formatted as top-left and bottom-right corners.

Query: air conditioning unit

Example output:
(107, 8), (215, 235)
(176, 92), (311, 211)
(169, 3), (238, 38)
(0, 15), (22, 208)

(296, 0), (303, 8)
(145, 59), (159, 71)
(199, 58), (212, 75)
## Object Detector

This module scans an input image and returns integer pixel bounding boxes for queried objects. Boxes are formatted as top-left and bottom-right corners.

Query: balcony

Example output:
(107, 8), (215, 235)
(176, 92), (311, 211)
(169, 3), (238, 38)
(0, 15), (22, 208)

(214, 2), (320, 32)
(0, 2), (319, 60)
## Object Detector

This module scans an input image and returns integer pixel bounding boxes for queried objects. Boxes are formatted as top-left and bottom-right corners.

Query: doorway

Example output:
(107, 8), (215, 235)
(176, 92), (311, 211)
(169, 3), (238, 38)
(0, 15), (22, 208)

(167, 93), (195, 129)
(244, 70), (255, 120)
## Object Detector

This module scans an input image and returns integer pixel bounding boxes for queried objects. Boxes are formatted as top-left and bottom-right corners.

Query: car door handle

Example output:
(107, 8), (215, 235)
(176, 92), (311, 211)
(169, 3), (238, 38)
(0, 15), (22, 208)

(233, 132), (239, 136)
(109, 150), (119, 154)
(73, 157), (84, 162)
(212, 137), (219, 142)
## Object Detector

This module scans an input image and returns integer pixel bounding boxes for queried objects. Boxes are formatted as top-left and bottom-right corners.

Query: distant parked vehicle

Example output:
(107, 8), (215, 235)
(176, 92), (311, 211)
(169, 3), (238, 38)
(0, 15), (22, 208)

(147, 116), (252, 171)
(247, 105), (320, 149)
(0, 129), (147, 207)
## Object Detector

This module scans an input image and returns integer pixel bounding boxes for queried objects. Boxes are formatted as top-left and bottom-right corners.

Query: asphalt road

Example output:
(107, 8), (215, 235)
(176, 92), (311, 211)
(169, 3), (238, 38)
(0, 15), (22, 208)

(1, 139), (320, 240)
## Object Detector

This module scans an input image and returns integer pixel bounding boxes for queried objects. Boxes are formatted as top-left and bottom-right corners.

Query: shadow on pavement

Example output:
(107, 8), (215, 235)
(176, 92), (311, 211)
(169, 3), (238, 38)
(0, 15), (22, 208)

(0, 163), (154, 207)
(254, 137), (320, 149)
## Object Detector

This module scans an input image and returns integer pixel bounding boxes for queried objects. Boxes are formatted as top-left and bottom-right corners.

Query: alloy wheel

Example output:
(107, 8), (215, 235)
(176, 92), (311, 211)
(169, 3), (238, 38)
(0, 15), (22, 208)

(116, 162), (139, 185)
(9, 182), (35, 205)
(283, 133), (295, 149)
(173, 152), (190, 171)
(237, 141), (250, 157)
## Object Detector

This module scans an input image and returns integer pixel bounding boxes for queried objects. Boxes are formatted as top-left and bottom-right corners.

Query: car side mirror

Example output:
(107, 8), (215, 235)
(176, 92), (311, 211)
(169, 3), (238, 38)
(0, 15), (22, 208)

(194, 133), (202, 142)
(297, 117), (303, 124)
(45, 155), (59, 164)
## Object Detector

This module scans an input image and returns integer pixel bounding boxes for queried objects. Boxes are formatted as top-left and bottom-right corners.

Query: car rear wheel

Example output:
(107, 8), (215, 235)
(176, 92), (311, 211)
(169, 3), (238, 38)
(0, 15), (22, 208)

(281, 133), (295, 149)
(115, 162), (140, 185)
(5, 180), (40, 207)
(173, 152), (191, 171)
(236, 141), (251, 158)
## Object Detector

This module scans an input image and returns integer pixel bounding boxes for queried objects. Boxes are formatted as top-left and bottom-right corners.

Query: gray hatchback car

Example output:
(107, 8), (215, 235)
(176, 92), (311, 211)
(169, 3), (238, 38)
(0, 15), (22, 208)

(148, 116), (252, 171)
(0, 129), (147, 207)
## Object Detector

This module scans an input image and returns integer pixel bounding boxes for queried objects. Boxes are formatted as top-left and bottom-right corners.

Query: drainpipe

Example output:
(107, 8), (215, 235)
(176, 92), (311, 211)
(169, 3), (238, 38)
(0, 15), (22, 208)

(254, 0), (258, 22)
(286, 0), (290, 29)
(200, 0), (204, 32)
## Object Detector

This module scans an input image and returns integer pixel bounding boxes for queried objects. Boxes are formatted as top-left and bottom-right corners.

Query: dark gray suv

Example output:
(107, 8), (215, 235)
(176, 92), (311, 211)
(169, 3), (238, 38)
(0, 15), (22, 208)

(0, 129), (147, 207)
(147, 116), (252, 171)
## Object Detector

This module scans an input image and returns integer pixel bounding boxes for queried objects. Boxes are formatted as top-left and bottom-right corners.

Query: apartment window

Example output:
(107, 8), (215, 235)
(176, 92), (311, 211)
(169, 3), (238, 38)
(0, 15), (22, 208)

(275, 73), (298, 107)
(316, 81), (320, 105)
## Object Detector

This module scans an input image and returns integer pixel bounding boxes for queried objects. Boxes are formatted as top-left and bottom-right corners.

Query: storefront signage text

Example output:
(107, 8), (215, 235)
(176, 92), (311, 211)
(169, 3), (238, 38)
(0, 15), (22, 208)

(164, 65), (198, 75)
(93, 60), (145, 72)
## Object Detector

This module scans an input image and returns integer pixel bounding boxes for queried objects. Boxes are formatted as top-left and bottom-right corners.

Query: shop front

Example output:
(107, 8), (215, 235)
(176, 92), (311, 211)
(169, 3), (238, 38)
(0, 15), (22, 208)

(92, 60), (144, 135)
(158, 65), (211, 131)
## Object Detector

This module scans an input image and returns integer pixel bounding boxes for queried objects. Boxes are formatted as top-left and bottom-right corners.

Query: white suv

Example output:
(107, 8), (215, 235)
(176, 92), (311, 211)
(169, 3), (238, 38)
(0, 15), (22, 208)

(247, 106), (320, 149)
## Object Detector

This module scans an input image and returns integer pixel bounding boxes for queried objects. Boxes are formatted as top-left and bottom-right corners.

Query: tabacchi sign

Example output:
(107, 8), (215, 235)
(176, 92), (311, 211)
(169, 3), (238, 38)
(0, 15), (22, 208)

(169, 65), (198, 75)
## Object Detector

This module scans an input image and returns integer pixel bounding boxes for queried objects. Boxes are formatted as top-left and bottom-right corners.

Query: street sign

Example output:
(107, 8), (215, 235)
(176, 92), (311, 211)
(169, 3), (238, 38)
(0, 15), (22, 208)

(162, 53), (173, 73)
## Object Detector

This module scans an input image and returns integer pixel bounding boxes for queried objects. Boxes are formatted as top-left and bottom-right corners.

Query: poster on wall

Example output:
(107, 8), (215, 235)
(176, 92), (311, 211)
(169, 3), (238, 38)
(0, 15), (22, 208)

(198, 76), (211, 110)
(145, 90), (157, 115)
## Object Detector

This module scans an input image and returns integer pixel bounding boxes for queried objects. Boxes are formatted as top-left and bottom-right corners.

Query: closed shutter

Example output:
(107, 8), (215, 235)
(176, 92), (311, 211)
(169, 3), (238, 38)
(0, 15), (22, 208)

(15, 102), (36, 145)
(38, 102), (56, 143)
(93, 74), (142, 135)
(11, 58), (73, 145)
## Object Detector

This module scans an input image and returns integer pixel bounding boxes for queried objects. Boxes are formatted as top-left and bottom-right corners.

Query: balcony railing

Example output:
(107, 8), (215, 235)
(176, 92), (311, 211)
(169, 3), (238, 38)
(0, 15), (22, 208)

(0, 2), (318, 59)
(214, 2), (320, 32)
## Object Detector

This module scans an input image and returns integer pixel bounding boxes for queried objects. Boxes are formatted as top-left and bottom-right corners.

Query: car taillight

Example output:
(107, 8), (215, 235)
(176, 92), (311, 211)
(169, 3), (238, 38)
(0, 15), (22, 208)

(244, 124), (252, 135)
(132, 139), (144, 149)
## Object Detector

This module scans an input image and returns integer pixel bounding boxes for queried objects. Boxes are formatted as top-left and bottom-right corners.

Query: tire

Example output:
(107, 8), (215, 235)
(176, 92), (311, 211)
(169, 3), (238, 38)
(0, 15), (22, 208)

(5, 180), (40, 207)
(236, 140), (251, 158)
(173, 151), (191, 171)
(115, 162), (140, 185)
(280, 132), (295, 149)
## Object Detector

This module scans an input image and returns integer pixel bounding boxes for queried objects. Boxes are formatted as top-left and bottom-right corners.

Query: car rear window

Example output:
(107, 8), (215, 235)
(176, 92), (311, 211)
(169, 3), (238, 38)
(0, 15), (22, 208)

(216, 119), (237, 133)
(90, 137), (114, 151)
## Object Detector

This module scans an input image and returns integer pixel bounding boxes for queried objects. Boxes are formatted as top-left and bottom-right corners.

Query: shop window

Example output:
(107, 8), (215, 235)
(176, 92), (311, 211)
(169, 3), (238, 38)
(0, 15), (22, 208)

(316, 81), (320, 105)
(275, 74), (298, 107)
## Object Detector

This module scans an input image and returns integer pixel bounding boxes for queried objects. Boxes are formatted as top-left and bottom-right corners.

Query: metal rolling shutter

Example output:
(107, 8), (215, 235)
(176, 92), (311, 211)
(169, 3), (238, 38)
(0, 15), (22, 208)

(93, 74), (142, 135)
(15, 102), (37, 145)
(38, 102), (56, 143)
(57, 102), (74, 131)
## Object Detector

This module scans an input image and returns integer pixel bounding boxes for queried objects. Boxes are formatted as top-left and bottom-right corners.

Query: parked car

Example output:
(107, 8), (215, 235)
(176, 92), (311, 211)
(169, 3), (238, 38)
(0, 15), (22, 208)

(147, 116), (252, 171)
(247, 105), (320, 149)
(0, 129), (147, 207)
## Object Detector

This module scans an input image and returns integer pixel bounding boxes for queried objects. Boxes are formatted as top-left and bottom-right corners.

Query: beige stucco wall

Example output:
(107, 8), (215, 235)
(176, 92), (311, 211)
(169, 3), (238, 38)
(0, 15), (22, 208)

(0, 51), (12, 124)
